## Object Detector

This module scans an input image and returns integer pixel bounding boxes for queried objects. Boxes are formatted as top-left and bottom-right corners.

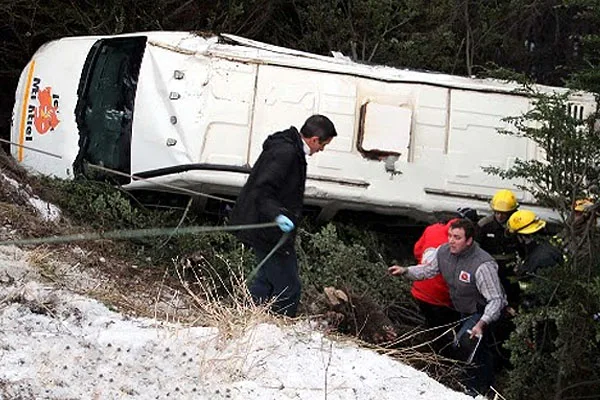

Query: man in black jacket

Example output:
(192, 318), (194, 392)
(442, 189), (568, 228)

(230, 115), (337, 317)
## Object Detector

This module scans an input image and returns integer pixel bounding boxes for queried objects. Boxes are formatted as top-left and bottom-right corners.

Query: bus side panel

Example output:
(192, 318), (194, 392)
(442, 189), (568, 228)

(131, 43), (201, 172)
(439, 90), (532, 199)
(408, 86), (449, 164)
(352, 79), (452, 210)
(198, 58), (257, 166)
(131, 48), (256, 173)
(250, 65), (360, 180)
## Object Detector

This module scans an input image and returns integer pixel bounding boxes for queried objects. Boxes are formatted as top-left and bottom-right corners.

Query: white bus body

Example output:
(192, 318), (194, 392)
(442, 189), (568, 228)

(10, 32), (595, 222)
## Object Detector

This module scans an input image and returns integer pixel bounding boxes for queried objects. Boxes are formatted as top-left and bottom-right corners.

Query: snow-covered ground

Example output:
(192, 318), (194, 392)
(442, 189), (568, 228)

(0, 244), (476, 400)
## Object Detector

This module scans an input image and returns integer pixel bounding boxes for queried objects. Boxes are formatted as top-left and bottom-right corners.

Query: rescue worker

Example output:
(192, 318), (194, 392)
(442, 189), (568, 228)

(572, 198), (595, 225)
(562, 198), (597, 256)
(478, 189), (520, 257)
(507, 209), (564, 353)
(567, 199), (600, 325)
(410, 207), (478, 329)
(230, 115), (337, 317)
(507, 210), (563, 278)
(477, 189), (521, 307)
(389, 218), (507, 396)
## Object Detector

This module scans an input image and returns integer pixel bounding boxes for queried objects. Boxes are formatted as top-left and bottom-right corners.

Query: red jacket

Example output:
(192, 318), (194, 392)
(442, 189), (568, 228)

(410, 219), (457, 307)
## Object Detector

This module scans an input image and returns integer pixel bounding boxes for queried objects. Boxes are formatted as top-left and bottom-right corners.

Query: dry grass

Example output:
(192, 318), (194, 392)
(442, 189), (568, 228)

(311, 317), (468, 390)
(160, 253), (298, 383)
(166, 250), (471, 390)
(13, 240), (198, 324)
(25, 247), (62, 282)
(172, 252), (286, 342)
(0, 202), (56, 240)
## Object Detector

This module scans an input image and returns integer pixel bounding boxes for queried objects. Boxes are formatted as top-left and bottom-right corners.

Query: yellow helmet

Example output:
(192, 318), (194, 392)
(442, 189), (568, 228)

(574, 198), (594, 212)
(507, 210), (546, 234)
(490, 189), (519, 212)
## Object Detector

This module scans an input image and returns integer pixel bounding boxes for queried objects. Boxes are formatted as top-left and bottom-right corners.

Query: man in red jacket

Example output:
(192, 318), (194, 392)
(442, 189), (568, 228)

(411, 208), (479, 328)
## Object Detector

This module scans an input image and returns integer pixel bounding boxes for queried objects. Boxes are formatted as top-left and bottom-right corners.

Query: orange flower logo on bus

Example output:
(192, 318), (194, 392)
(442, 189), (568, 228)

(19, 67), (62, 162)
(33, 87), (60, 134)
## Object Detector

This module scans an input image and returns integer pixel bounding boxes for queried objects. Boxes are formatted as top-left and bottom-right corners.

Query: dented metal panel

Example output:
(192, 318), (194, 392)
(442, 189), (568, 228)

(359, 102), (412, 156)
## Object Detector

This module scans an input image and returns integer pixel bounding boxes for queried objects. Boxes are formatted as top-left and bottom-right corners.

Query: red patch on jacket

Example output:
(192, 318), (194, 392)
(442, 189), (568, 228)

(459, 270), (471, 283)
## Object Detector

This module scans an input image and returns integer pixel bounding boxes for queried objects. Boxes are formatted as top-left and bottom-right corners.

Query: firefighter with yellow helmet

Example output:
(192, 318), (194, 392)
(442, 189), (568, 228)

(478, 190), (520, 256)
(477, 189), (521, 306)
(572, 198), (596, 230)
(507, 210), (563, 276)
(574, 198), (594, 213)
(559, 198), (597, 256)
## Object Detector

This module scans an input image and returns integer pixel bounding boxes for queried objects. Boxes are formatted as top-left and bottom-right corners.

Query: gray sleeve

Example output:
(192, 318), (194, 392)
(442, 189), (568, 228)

(405, 248), (440, 280)
(475, 261), (508, 324)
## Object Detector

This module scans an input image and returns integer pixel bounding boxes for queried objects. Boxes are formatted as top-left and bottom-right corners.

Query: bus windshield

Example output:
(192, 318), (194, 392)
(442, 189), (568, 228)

(74, 36), (147, 183)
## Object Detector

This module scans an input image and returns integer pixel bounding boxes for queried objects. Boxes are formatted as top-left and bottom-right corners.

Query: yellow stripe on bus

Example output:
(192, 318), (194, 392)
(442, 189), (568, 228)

(18, 61), (36, 162)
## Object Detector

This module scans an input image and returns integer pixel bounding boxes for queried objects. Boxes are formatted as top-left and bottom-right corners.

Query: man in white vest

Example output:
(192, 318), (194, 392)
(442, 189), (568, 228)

(389, 218), (507, 396)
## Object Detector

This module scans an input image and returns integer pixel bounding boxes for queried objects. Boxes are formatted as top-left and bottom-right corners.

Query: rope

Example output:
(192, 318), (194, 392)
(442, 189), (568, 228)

(0, 138), (62, 159)
(0, 222), (278, 247)
(246, 232), (290, 283)
(84, 163), (290, 281)
(157, 196), (193, 249)
(1, 220), (291, 293)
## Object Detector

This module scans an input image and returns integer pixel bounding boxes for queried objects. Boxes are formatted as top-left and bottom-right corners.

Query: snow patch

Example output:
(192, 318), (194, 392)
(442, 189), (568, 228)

(0, 246), (474, 399)
(1, 173), (61, 222)
(27, 197), (61, 222)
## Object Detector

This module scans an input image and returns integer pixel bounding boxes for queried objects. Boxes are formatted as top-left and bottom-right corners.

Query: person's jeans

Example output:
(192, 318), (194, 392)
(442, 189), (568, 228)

(453, 313), (495, 396)
(416, 300), (461, 357)
(250, 248), (301, 317)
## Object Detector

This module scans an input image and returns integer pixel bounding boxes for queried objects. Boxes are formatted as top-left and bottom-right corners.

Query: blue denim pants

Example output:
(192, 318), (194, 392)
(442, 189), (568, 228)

(453, 313), (495, 396)
(250, 248), (301, 317)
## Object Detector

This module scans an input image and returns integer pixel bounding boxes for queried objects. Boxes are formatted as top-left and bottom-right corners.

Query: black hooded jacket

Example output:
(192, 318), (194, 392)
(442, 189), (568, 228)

(477, 215), (520, 264)
(230, 127), (307, 253)
(518, 239), (563, 276)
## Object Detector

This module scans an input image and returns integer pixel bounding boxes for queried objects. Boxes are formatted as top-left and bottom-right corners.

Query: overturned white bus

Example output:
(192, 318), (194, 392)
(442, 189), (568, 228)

(10, 32), (596, 222)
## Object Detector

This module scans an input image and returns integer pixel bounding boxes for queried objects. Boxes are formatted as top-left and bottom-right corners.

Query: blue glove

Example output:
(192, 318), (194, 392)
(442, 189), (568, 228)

(275, 214), (295, 233)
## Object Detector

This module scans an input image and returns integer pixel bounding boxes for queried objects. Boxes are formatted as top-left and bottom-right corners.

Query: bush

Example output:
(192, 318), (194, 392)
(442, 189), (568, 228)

(40, 177), (174, 230)
(297, 222), (413, 317)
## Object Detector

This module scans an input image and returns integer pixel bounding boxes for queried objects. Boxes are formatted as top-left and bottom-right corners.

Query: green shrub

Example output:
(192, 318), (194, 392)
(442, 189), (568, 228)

(297, 222), (413, 312)
(40, 177), (176, 230)
(504, 263), (600, 400)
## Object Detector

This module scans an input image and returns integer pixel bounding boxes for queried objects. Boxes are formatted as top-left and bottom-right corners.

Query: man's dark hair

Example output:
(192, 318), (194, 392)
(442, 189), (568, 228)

(450, 218), (476, 239)
(300, 114), (338, 142)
